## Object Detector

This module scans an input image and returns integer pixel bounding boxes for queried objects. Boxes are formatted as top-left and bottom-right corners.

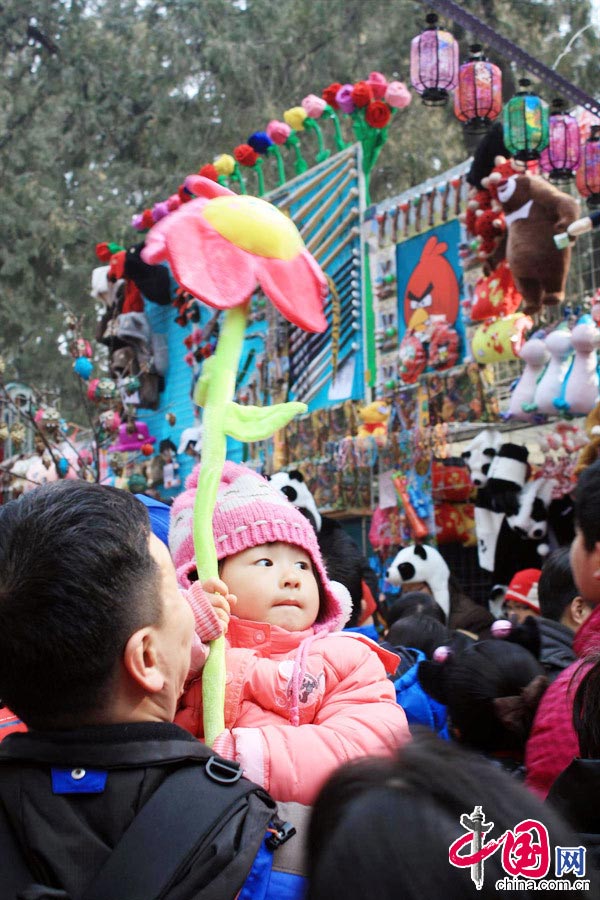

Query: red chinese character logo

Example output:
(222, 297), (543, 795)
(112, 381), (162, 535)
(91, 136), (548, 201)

(501, 820), (550, 879)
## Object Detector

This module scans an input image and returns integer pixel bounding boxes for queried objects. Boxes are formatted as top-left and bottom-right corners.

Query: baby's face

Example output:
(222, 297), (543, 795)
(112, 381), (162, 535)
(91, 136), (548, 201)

(220, 542), (320, 632)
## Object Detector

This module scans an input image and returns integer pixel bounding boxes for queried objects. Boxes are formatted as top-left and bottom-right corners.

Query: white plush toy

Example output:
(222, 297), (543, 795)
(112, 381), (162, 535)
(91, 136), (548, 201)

(555, 319), (600, 416)
(507, 338), (550, 421)
(526, 328), (573, 416)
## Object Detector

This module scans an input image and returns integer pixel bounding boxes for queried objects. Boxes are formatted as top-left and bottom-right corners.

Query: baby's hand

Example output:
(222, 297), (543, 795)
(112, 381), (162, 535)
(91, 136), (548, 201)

(202, 576), (237, 634)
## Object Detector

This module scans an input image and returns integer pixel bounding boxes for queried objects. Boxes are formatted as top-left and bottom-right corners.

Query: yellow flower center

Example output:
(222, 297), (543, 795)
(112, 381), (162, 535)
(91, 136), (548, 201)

(202, 196), (304, 260)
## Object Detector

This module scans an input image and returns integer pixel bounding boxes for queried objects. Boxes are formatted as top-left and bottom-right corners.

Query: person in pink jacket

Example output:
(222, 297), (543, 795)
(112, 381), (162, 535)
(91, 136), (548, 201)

(171, 462), (409, 805)
(525, 458), (600, 798)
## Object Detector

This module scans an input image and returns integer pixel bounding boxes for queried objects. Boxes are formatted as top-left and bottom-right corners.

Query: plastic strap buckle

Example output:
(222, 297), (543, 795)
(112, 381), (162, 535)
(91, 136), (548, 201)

(205, 755), (243, 784)
(265, 819), (297, 850)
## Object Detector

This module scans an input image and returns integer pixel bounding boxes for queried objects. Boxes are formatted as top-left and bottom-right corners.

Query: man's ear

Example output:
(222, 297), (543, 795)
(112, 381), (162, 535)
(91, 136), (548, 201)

(123, 628), (165, 694)
(571, 595), (591, 626)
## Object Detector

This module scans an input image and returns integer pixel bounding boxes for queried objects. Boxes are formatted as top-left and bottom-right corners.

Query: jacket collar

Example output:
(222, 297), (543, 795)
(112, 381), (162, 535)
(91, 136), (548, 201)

(0, 721), (210, 768)
(227, 616), (314, 652)
(574, 602), (600, 657)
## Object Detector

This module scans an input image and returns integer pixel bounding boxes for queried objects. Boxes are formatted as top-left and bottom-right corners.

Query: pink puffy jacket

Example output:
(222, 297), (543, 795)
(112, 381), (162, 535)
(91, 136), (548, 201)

(176, 616), (409, 804)
(525, 602), (600, 798)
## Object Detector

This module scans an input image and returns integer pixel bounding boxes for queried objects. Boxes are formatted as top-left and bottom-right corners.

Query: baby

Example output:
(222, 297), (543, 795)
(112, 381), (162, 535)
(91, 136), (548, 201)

(171, 462), (408, 805)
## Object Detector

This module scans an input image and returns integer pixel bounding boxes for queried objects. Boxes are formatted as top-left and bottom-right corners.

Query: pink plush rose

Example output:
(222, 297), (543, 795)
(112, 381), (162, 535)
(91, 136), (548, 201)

(266, 119), (292, 145)
(301, 93), (327, 119)
(367, 71), (388, 100)
(385, 80), (412, 109)
(335, 83), (356, 114)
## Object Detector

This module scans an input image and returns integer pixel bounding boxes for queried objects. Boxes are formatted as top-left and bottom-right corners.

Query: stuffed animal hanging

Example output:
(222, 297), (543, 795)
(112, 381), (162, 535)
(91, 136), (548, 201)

(461, 429), (503, 488)
(494, 171), (579, 314)
(525, 327), (573, 415)
(554, 318), (600, 416)
(506, 337), (550, 421)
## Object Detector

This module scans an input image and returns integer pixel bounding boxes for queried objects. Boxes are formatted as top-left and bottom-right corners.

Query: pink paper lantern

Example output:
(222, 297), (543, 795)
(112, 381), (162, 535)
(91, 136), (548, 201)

(454, 45), (502, 134)
(540, 99), (581, 183)
(410, 13), (458, 107)
(576, 125), (600, 208)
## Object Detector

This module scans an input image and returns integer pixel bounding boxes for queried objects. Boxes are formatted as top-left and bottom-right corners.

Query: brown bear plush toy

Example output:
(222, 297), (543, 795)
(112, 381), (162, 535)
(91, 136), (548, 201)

(495, 171), (579, 314)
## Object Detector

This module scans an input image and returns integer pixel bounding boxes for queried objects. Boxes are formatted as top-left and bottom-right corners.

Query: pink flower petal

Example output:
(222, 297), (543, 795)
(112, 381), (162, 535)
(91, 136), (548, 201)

(256, 252), (328, 332)
(183, 175), (233, 199)
(163, 213), (259, 308)
(142, 196), (208, 264)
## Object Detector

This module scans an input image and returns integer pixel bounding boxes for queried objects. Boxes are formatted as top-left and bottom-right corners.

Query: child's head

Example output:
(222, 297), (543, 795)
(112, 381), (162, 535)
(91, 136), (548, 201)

(170, 462), (346, 633)
(387, 614), (450, 659)
(419, 639), (547, 753)
(571, 458), (600, 605)
(538, 546), (590, 631)
(503, 568), (541, 623)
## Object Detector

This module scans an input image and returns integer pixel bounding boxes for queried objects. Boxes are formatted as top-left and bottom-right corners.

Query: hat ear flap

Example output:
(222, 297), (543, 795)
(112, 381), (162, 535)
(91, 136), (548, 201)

(289, 469), (305, 483)
(417, 659), (450, 704)
(414, 544), (428, 561)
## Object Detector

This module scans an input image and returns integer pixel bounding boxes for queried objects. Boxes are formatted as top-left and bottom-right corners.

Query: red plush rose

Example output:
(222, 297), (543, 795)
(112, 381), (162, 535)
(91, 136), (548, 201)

(351, 81), (373, 108)
(141, 209), (154, 230)
(95, 242), (112, 263)
(198, 163), (219, 182)
(322, 82), (342, 109)
(365, 100), (392, 129)
(234, 144), (259, 167)
(178, 184), (193, 203)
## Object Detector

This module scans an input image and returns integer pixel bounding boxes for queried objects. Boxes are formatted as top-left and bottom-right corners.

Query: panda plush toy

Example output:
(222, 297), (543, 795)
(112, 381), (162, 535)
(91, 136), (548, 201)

(461, 428), (503, 488)
(386, 544), (450, 621)
(387, 543), (495, 635)
(269, 470), (378, 627)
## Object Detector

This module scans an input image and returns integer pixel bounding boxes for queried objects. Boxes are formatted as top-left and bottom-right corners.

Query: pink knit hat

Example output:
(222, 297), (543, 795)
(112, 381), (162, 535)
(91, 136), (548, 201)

(170, 461), (345, 633)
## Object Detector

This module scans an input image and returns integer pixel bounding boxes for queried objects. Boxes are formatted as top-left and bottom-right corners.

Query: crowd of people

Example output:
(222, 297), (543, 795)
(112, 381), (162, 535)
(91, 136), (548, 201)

(0, 457), (599, 898)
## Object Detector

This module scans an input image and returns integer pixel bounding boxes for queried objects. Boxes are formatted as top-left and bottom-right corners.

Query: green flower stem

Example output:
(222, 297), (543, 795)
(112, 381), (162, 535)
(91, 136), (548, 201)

(267, 144), (287, 186)
(361, 123), (390, 206)
(230, 163), (247, 194)
(351, 108), (367, 143)
(321, 105), (347, 152)
(195, 304), (248, 747)
(304, 118), (330, 163)
(285, 132), (309, 175)
(217, 175), (229, 188)
(253, 157), (265, 196)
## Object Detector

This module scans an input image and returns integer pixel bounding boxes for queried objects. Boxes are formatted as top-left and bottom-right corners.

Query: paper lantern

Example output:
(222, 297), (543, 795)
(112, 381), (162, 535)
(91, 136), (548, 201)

(410, 13), (458, 107)
(540, 99), (581, 183)
(576, 125), (600, 208)
(503, 79), (549, 161)
(454, 45), (502, 134)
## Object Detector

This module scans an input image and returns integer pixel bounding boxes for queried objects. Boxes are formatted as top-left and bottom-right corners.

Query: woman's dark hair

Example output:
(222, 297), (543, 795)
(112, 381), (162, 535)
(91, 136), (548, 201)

(419, 640), (547, 752)
(387, 614), (450, 659)
(573, 653), (600, 758)
(0, 481), (162, 728)
(538, 547), (578, 621)
(307, 730), (584, 900)
(384, 591), (445, 628)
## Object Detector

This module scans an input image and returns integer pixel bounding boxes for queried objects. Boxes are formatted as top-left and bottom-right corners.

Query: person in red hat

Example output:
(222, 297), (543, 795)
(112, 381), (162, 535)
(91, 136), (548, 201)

(503, 568), (542, 623)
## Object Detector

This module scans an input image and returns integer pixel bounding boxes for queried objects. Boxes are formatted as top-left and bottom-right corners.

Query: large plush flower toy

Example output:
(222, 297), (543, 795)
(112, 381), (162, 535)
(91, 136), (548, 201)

(142, 176), (328, 745)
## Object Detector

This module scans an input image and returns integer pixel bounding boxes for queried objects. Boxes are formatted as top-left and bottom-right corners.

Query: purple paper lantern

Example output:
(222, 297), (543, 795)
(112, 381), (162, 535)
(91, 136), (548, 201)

(454, 45), (502, 134)
(410, 13), (459, 107)
(577, 126), (600, 208)
(540, 99), (581, 183)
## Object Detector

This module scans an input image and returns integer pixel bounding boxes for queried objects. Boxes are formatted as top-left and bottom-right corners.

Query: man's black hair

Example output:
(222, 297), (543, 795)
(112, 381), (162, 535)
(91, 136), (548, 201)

(574, 459), (600, 551)
(0, 481), (162, 729)
(538, 547), (578, 621)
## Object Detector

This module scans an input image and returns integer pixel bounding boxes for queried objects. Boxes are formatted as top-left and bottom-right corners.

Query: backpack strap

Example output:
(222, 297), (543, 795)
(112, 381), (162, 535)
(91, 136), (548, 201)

(82, 756), (274, 900)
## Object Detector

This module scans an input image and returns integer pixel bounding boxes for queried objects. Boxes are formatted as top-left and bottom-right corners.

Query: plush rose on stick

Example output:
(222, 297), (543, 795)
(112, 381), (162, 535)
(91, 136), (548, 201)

(142, 176), (328, 745)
